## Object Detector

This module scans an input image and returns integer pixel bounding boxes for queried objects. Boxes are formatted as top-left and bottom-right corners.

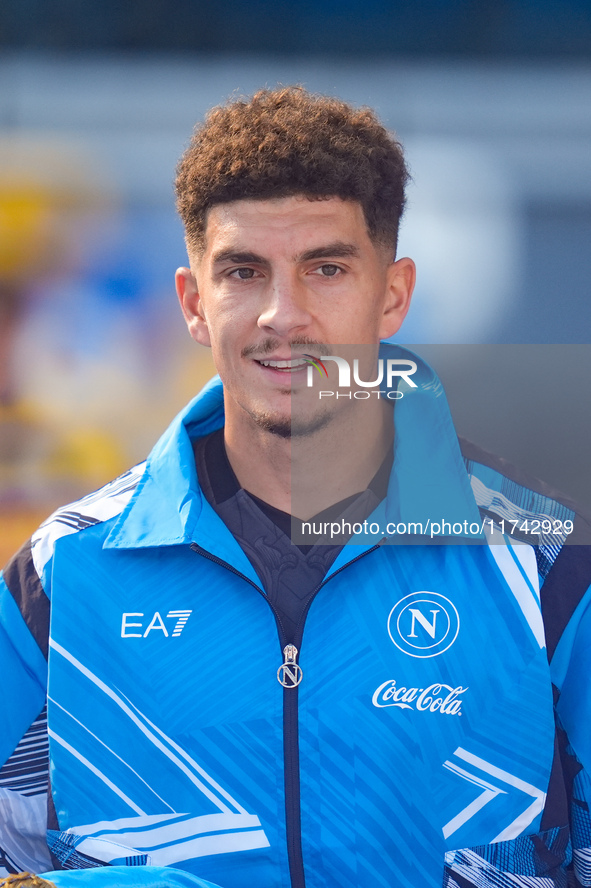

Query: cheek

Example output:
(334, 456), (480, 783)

(210, 296), (255, 329)
(330, 301), (383, 341)
(206, 316), (249, 371)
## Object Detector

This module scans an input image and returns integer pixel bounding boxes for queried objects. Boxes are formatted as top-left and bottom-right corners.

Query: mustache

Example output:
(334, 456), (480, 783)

(242, 338), (330, 359)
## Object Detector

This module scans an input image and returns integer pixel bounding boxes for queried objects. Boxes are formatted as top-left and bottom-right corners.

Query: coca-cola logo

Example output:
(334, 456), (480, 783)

(372, 679), (468, 715)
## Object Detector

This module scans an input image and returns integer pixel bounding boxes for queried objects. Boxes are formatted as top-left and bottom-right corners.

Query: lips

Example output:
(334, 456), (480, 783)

(256, 357), (308, 372)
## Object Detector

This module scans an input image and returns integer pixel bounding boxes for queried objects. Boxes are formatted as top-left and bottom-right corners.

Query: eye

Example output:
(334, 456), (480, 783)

(314, 264), (342, 277)
(230, 267), (257, 279)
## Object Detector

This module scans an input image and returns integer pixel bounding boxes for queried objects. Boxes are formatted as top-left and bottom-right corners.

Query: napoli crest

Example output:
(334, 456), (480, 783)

(387, 591), (460, 658)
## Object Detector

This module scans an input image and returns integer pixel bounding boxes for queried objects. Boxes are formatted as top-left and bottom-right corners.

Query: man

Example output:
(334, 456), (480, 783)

(1, 87), (590, 888)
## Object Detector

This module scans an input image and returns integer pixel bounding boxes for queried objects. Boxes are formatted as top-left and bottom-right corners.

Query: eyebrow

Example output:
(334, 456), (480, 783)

(211, 241), (360, 267)
(212, 249), (269, 266)
(297, 242), (360, 262)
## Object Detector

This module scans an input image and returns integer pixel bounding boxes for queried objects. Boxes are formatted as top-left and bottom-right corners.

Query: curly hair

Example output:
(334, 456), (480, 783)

(175, 87), (409, 255)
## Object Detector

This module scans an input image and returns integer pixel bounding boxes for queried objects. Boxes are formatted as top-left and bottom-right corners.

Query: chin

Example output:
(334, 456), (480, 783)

(250, 407), (332, 439)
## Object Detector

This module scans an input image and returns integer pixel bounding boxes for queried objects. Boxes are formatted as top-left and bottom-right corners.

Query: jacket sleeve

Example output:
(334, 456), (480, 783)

(548, 553), (591, 888)
(0, 570), (47, 761)
(0, 540), (51, 875)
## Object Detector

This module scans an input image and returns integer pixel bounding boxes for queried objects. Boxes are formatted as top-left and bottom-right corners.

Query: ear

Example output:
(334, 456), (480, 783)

(378, 257), (416, 341)
(175, 267), (212, 348)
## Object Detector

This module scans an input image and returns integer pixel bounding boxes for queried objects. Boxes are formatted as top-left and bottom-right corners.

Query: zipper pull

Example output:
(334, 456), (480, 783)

(277, 644), (303, 688)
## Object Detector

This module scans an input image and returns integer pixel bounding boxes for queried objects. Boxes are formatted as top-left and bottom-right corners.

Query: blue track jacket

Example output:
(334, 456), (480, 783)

(1, 345), (591, 888)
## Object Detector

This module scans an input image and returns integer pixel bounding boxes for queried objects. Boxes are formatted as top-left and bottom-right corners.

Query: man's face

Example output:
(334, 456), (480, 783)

(176, 195), (415, 437)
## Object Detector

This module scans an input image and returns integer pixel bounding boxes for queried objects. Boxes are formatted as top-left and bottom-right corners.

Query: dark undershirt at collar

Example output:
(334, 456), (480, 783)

(194, 426), (392, 544)
(193, 428), (393, 641)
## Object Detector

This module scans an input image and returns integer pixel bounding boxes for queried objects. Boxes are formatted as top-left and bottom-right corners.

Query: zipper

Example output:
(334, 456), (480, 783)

(278, 645), (303, 687)
(190, 541), (381, 887)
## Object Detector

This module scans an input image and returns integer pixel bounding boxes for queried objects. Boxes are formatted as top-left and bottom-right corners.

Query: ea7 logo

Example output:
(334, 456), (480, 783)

(121, 611), (192, 638)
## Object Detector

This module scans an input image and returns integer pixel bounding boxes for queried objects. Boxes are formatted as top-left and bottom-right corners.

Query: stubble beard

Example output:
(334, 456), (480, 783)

(247, 396), (334, 439)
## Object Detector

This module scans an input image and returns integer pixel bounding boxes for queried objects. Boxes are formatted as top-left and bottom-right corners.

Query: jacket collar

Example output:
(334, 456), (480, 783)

(104, 344), (481, 560)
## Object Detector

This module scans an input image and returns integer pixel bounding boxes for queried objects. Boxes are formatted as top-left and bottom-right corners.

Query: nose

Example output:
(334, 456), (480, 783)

(257, 272), (312, 338)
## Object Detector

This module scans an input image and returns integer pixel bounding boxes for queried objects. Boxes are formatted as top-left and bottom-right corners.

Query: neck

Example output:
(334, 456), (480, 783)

(224, 397), (394, 518)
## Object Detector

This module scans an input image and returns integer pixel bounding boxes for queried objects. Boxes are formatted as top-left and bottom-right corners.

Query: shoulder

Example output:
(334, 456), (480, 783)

(1, 463), (146, 671)
(460, 437), (591, 661)
(17, 462), (146, 595)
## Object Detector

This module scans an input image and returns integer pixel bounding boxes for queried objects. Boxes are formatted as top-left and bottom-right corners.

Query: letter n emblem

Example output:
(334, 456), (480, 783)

(407, 608), (439, 639)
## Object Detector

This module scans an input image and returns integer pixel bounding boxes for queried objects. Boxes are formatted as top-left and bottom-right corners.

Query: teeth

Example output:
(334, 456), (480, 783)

(259, 359), (307, 369)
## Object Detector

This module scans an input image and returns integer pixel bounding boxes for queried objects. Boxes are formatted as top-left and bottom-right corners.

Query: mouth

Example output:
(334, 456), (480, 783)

(255, 357), (309, 373)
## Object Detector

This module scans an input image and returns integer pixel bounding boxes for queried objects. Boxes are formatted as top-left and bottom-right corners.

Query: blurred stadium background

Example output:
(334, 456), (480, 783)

(1, 0), (591, 561)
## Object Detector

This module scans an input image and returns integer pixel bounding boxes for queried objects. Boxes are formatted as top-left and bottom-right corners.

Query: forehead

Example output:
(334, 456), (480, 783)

(200, 195), (370, 257)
